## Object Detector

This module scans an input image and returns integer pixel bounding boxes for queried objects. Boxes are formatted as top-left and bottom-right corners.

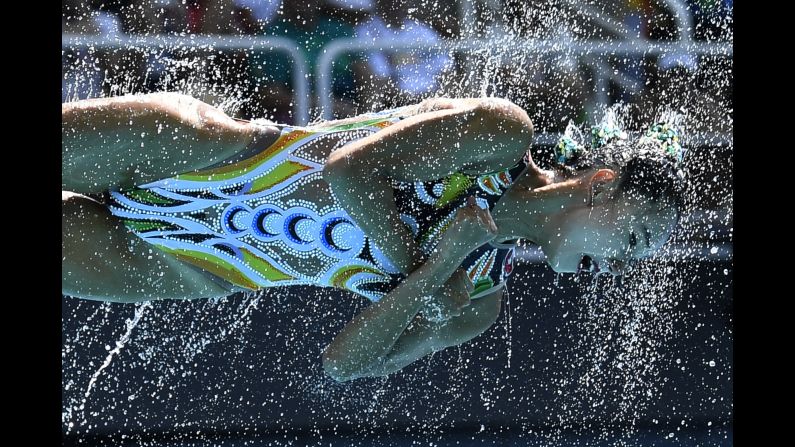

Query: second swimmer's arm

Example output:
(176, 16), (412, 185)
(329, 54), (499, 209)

(356, 288), (503, 379)
(322, 237), (463, 382)
(322, 200), (498, 382)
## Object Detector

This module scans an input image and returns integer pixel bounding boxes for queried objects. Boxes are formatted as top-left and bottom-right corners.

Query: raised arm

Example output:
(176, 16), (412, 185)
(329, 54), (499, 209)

(323, 97), (533, 274)
(62, 92), (279, 194)
(322, 198), (500, 382)
(357, 288), (503, 379)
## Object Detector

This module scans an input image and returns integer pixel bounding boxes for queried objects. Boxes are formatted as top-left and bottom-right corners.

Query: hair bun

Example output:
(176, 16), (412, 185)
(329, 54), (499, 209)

(556, 121), (586, 166)
(640, 122), (687, 162)
(590, 123), (628, 148)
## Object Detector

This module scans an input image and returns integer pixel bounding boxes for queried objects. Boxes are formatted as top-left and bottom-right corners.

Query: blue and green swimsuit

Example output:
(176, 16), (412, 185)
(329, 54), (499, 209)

(108, 108), (525, 301)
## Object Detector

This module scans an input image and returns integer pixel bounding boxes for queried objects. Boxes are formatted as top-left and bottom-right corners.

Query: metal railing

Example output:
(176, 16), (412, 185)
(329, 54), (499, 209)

(62, 34), (311, 126)
(449, 0), (704, 120)
(315, 37), (732, 121)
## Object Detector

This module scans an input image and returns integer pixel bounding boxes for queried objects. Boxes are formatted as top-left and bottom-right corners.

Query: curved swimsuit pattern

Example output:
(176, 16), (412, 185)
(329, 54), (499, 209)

(108, 107), (526, 301)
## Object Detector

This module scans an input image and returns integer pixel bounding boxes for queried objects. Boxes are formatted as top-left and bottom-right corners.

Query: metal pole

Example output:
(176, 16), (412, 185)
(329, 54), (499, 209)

(459, 0), (477, 38)
(660, 0), (695, 43)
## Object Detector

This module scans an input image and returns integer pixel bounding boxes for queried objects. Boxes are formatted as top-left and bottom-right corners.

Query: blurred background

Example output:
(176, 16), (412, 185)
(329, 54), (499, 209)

(62, 0), (732, 445)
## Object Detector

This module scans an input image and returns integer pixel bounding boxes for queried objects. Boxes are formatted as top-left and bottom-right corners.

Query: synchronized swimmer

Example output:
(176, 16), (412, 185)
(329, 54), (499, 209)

(62, 93), (684, 381)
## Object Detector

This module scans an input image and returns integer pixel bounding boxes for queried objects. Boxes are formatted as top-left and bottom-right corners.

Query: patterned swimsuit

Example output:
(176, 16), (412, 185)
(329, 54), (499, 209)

(108, 107), (525, 302)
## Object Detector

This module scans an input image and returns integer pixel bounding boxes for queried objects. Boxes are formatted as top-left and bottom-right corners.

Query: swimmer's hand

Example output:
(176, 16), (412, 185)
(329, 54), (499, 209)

(423, 269), (475, 322)
(419, 196), (496, 322)
(435, 196), (499, 259)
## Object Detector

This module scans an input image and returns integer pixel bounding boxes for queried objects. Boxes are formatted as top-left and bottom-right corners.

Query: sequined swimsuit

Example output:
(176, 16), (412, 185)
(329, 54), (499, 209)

(108, 107), (525, 301)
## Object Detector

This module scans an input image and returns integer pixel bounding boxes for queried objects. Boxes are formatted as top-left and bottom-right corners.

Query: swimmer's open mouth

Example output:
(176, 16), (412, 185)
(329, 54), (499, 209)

(577, 255), (601, 274)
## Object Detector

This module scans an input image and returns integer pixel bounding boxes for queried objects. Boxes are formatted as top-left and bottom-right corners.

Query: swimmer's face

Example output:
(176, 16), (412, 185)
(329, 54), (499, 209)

(540, 170), (677, 276)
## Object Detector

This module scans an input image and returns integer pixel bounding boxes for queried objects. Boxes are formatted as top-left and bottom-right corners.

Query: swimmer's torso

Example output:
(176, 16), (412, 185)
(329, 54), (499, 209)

(108, 107), (524, 301)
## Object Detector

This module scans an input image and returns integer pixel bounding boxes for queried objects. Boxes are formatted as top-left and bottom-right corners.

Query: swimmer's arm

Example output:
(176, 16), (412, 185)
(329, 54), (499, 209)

(311, 98), (475, 129)
(324, 97), (533, 274)
(62, 92), (277, 193)
(357, 289), (503, 379)
(322, 239), (467, 382)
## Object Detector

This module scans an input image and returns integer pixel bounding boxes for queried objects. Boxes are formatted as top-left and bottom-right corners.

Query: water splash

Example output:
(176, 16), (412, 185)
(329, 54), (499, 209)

(64, 301), (151, 433)
(62, 0), (732, 443)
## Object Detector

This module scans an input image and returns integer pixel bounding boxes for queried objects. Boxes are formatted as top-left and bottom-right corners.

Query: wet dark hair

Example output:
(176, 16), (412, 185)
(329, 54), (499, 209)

(556, 134), (688, 221)
(615, 151), (686, 210)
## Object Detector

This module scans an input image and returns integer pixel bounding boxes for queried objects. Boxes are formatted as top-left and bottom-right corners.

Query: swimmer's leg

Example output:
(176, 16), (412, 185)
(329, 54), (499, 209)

(62, 192), (232, 302)
(62, 92), (279, 194)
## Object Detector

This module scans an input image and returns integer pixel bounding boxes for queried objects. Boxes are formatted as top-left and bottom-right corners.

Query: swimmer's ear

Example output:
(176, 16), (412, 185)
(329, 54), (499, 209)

(587, 169), (617, 206)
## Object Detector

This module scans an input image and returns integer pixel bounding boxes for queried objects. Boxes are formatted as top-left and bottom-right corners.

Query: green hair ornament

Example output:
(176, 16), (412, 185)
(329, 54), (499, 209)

(590, 122), (628, 148)
(555, 109), (687, 166)
(556, 122), (586, 166)
(640, 122), (687, 162)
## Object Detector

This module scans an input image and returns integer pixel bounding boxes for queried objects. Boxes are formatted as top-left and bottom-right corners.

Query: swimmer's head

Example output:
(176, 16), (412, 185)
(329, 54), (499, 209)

(540, 109), (687, 276)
